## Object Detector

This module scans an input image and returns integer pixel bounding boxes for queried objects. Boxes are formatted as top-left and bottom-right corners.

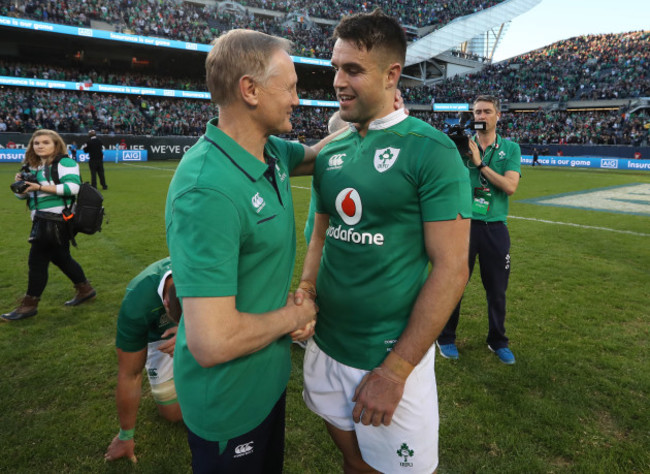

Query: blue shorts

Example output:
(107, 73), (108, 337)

(187, 390), (286, 474)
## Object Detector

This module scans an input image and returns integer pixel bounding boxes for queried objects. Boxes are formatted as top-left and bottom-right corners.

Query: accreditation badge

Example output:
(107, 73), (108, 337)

(472, 187), (491, 215)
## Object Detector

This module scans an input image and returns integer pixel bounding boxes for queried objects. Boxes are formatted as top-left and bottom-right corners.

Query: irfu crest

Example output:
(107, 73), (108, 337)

(396, 442), (414, 463)
(374, 147), (400, 173)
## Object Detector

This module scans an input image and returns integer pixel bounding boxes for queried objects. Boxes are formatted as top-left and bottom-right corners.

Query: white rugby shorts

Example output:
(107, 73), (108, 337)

(303, 339), (439, 474)
(146, 339), (177, 405)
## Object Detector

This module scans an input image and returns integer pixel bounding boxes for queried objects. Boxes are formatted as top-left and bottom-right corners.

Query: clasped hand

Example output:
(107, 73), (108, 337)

(290, 288), (317, 341)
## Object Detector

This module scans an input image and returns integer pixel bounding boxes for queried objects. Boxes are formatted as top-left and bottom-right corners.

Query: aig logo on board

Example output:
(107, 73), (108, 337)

(601, 159), (618, 169)
(122, 151), (142, 161)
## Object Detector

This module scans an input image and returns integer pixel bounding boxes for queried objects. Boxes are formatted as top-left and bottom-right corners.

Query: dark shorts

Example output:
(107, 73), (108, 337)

(187, 390), (286, 474)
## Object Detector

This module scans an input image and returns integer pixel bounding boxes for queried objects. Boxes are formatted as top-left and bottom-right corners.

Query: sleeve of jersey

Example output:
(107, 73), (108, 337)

(115, 285), (155, 352)
(505, 141), (522, 174)
(418, 143), (473, 222)
(166, 187), (241, 298)
(56, 157), (81, 196)
(269, 136), (305, 173)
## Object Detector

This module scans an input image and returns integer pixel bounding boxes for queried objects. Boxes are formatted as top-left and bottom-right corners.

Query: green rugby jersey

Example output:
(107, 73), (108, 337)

(17, 156), (80, 214)
(467, 134), (521, 223)
(166, 119), (305, 442)
(312, 110), (472, 370)
(116, 258), (175, 353)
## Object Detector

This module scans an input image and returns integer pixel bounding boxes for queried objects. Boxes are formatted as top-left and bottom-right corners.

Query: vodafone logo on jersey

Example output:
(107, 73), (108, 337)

(335, 188), (362, 225)
(328, 188), (384, 246)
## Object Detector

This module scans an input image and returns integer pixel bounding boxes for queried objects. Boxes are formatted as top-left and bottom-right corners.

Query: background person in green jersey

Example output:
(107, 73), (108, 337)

(104, 257), (183, 464)
(296, 10), (472, 474)
(303, 111), (348, 246)
(437, 95), (521, 365)
(166, 29), (343, 473)
(2, 129), (95, 322)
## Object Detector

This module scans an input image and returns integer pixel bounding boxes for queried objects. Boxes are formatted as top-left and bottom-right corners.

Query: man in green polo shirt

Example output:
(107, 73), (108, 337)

(437, 95), (522, 365)
(166, 29), (334, 473)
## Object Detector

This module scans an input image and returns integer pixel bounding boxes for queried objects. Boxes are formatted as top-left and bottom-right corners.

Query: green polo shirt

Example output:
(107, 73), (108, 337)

(467, 134), (521, 223)
(165, 118), (305, 442)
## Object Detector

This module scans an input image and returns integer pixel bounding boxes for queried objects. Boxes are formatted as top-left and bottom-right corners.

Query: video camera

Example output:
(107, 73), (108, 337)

(10, 163), (38, 194)
(445, 116), (486, 157)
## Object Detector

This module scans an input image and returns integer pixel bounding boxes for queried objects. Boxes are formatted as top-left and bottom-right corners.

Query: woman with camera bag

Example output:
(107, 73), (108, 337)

(2, 129), (96, 322)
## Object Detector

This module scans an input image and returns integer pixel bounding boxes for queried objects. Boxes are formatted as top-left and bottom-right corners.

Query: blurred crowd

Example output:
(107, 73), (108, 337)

(1, 0), (504, 58)
(403, 31), (650, 104)
(0, 86), (332, 140)
(0, 60), (206, 91)
(410, 109), (649, 146)
(2, 84), (647, 145)
(1, 24), (649, 146)
(0, 87), (148, 134)
(238, 0), (504, 28)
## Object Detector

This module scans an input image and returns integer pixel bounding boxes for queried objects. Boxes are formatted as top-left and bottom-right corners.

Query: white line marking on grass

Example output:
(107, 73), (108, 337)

(123, 163), (176, 171)
(509, 215), (649, 237)
(116, 169), (646, 236)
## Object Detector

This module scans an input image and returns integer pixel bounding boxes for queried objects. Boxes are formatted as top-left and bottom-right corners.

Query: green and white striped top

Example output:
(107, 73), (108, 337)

(16, 156), (81, 217)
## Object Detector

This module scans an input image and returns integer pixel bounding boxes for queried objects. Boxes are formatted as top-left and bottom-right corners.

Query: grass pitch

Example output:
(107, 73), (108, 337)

(0, 161), (648, 473)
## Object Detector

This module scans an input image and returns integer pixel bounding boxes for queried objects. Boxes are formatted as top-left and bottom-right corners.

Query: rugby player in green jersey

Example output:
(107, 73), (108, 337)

(296, 9), (473, 474)
(104, 258), (182, 464)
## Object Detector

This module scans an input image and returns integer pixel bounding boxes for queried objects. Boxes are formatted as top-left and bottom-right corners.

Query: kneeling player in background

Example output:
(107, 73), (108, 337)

(104, 257), (182, 463)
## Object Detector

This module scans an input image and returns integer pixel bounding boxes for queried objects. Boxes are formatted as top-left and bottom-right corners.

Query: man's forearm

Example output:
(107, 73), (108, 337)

(184, 295), (317, 367)
(300, 219), (327, 286)
(292, 128), (348, 176)
(478, 166), (518, 195)
(115, 374), (143, 430)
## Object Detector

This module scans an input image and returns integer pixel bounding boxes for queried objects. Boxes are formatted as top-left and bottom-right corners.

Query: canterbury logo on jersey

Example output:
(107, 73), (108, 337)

(327, 153), (345, 170)
(328, 188), (384, 246)
(251, 192), (266, 213)
(233, 441), (254, 458)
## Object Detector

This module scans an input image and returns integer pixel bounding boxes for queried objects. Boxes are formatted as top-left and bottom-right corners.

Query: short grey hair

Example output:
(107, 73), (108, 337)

(205, 29), (292, 107)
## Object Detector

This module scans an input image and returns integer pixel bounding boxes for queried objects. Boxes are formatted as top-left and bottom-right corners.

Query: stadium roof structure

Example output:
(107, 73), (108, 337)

(403, 0), (542, 85)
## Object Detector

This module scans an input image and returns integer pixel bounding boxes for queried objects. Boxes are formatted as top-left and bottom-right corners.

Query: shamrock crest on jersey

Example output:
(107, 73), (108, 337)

(374, 147), (400, 173)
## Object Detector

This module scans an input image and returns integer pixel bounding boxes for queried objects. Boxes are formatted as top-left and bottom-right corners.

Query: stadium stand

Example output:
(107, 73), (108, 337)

(403, 31), (650, 104)
(0, 2), (648, 148)
(0, 0), (506, 58)
(0, 85), (332, 140)
(410, 109), (648, 146)
(2, 80), (646, 145)
(238, 0), (506, 28)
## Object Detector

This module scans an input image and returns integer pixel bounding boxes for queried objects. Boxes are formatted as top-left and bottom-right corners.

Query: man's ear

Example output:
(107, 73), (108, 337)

(385, 62), (402, 89)
(239, 75), (259, 106)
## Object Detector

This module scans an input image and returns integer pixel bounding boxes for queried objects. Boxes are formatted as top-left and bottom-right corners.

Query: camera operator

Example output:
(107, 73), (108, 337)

(2, 129), (96, 322)
(436, 95), (521, 365)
